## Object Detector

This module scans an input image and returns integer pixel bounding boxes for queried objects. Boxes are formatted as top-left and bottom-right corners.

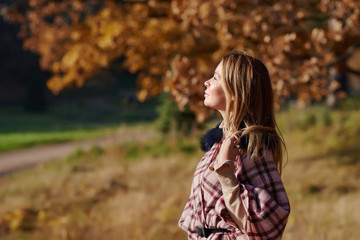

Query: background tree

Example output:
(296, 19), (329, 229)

(2, 0), (360, 121)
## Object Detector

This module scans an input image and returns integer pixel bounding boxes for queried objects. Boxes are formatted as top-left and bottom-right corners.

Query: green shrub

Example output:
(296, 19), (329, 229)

(318, 110), (332, 127)
(90, 145), (105, 155)
(155, 92), (202, 135)
(66, 148), (85, 161)
(178, 140), (197, 154)
(337, 94), (360, 110)
(124, 143), (142, 160)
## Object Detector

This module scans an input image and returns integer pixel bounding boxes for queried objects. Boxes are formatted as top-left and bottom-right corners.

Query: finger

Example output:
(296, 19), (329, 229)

(227, 136), (240, 149)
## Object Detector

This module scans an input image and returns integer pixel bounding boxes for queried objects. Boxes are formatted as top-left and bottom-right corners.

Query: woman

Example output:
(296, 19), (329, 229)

(178, 51), (290, 239)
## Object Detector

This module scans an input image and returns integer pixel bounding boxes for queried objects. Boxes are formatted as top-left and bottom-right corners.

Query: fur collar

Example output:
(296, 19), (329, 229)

(200, 121), (249, 152)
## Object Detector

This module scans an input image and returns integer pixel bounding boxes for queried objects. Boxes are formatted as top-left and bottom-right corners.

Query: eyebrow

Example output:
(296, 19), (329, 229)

(214, 72), (220, 78)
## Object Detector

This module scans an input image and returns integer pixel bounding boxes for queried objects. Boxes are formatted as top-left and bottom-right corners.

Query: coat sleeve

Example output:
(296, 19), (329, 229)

(213, 152), (290, 240)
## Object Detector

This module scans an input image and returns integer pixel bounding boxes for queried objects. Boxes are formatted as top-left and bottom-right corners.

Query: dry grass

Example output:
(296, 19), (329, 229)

(0, 107), (360, 240)
(0, 134), (203, 240)
(281, 126), (360, 240)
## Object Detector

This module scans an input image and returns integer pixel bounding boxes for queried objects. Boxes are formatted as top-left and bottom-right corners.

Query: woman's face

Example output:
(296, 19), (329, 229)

(204, 61), (226, 112)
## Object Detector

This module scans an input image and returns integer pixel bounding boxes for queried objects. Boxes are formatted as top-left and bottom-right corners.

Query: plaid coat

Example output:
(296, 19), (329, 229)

(179, 139), (290, 240)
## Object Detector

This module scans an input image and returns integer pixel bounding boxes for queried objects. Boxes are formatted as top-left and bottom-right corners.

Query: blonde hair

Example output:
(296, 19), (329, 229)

(220, 51), (286, 174)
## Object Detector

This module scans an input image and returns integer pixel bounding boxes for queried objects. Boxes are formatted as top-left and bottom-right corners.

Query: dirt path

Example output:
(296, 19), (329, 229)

(0, 128), (155, 176)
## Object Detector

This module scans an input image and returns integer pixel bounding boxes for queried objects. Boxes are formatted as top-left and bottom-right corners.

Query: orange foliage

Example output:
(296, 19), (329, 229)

(2, 0), (360, 121)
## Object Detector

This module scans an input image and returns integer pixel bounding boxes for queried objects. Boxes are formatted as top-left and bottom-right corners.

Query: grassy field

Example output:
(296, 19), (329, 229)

(0, 102), (359, 240)
(0, 98), (158, 152)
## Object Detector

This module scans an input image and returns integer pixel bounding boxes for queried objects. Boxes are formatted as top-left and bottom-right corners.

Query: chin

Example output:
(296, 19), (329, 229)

(204, 100), (211, 108)
(204, 104), (215, 110)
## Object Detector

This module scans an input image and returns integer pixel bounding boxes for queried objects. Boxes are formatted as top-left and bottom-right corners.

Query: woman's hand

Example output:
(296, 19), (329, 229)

(218, 133), (242, 162)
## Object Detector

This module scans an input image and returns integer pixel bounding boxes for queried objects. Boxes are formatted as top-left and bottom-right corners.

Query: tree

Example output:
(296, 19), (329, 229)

(2, 0), (360, 121)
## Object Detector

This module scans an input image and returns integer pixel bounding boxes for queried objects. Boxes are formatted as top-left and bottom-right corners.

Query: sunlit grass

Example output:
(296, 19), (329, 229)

(0, 128), (114, 152)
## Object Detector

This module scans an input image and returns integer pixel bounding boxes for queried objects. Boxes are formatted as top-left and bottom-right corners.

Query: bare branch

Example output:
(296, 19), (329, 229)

(327, 37), (360, 68)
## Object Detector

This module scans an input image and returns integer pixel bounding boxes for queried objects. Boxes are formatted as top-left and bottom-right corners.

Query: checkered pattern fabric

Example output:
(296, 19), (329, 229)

(179, 140), (290, 240)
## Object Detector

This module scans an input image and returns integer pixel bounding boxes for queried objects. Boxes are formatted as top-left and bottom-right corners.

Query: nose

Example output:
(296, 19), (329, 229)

(204, 79), (210, 87)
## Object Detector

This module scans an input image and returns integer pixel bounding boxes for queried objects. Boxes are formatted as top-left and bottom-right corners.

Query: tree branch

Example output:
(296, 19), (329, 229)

(327, 37), (360, 68)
